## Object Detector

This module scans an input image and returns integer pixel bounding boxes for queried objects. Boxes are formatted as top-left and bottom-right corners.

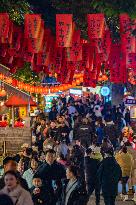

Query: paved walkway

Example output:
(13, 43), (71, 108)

(88, 195), (135, 205)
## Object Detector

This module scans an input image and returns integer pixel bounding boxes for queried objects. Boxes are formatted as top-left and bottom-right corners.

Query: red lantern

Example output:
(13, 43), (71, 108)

(29, 86), (35, 93)
(0, 74), (4, 80)
(0, 89), (6, 97)
(98, 76), (103, 82)
(12, 79), (18, 87)
(6, 77), (12, 84)
(102, 74), (108, 81)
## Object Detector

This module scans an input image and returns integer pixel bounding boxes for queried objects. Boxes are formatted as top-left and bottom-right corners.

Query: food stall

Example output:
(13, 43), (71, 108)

(5, 95), (37, 127)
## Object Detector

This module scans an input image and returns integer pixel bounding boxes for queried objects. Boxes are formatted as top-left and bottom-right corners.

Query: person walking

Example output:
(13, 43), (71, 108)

(23, 157), (39, 189)
(34, 149), (66, 205)
(0, 157), (29, 191)
(0, 171), (33, 205)
(115, 146), (133, 201)
(84, 148), (101, 205)
(97, 148), (122, 205)
(61, 165), (87, 205)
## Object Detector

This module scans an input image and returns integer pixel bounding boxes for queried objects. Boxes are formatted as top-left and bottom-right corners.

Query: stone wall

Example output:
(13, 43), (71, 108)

(0, 128), (31, 154)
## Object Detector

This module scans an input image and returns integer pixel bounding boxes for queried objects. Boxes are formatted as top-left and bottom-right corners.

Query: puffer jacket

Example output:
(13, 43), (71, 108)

(0, 184), (33, 205)
(115, 152), (133, 177)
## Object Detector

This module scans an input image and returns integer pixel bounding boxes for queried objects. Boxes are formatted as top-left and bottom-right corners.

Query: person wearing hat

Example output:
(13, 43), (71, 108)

(97, 148), (122, 205)
(0, 157), (29, 191)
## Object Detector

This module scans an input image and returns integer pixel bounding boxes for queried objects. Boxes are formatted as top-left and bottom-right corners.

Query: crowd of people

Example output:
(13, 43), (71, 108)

(0, 94), (136, 205)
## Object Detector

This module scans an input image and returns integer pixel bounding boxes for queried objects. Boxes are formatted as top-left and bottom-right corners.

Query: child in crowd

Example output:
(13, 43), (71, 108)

(31, 178), (51, 205)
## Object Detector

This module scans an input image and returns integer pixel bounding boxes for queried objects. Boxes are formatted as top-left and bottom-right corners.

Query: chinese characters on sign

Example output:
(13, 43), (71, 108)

(87, 14), (105, 39)
(56, 14), (73, 47)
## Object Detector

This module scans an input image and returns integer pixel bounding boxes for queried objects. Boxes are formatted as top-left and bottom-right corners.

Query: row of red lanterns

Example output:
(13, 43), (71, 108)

(0, 73), (84, 94)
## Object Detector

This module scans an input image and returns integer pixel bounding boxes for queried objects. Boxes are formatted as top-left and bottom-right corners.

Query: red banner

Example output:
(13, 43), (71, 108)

(120, 14), (135, 54)
(66, 30), (82, 61)
(54, 47), (63, 73)
(83, 68), (97, 88)
(82, 44), (90, 69)
(120, 13), (131, 36)
(109, 43), (121, 83)
(121, 36), (135, 54)
(126, 53), (136, 68)
(0, 13), (9, 39)
(11, 25), (22, 50)
(27, 21), (44, 53)
(102, 29), (111, 60)
(0, 44), (7, 57)
(109, 43), (127, 83)
(37, 52), (48, 66)
(25, 14), (42, 39)
(56, 14), (73, 47)
(87, 14), (105, 39)
(24, 52), (34, 63)
(64, 62), (75, 84)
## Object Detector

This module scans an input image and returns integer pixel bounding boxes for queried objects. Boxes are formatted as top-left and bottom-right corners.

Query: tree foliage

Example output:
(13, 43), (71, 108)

(50, 0), (136, 38)
(0, 0), (31, 24)
(14, 63), (40, 84)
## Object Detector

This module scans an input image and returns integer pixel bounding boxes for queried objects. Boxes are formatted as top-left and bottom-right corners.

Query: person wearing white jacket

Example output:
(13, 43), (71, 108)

(0, 170), (33, 205)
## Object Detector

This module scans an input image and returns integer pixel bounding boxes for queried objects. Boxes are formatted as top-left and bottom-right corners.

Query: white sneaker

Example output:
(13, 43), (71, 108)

(132, 193), (136, 202)
(120, 193), (123, 199)
(123, 195), (128, 201)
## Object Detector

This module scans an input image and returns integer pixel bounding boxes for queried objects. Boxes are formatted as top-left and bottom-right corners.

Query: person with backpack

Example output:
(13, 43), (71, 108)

(97, 148), (122, 205)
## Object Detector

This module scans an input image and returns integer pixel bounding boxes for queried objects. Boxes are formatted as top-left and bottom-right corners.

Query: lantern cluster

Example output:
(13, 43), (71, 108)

(0, 73), (83, 94)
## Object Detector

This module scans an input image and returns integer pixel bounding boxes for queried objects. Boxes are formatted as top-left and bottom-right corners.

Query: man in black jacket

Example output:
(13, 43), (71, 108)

(77, 118), (93, 148)
(57, 122), (70, 145)
(34, 149), (66, 205)
(46, 121), (58, 141)
(84, 148), (101, 205)
(97, 148), (122, 205)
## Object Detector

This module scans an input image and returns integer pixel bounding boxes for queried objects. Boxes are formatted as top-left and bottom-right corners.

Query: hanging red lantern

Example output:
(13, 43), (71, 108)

(34, 87), (39, 93)
(98, 76), (103, 82)
(76, 79), (80, 85)
(50, 87), (55, 93)
(72, 82), (76, 87)
(0, 74), (4, 80)
(29, 86), (35, 93)
(102, 74), (108, 81)
(12, 79), (18, 87)
(6, 77), (12, 84)
(0, 89), (6, 97)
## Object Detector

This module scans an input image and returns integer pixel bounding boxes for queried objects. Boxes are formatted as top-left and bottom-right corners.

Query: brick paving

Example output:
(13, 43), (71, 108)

(87, 195), (135, 205)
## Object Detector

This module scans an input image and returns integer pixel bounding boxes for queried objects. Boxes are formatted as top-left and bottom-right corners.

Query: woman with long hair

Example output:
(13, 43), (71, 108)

(0, 170), (33, 205)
